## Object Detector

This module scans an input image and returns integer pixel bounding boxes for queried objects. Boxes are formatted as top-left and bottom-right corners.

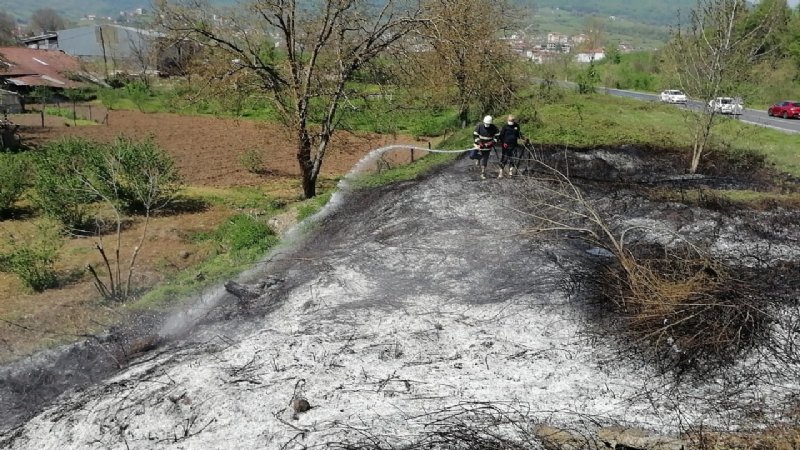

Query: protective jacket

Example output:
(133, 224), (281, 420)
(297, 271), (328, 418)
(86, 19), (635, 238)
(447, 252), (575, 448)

(473, 123), (499, 148)
(499, 122), (522, 146)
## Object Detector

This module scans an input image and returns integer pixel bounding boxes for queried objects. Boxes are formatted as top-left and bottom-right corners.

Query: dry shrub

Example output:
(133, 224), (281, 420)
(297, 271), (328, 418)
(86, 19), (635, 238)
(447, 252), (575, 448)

(600, 243), (768, 370)
(685, 425), (800, 450)
(323, 403), (546, 450)
(518, 156), (769, 372)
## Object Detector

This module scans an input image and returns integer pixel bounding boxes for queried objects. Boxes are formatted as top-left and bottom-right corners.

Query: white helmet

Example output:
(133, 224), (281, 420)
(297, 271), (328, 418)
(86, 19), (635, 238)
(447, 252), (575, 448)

(483, 115), (493, 125)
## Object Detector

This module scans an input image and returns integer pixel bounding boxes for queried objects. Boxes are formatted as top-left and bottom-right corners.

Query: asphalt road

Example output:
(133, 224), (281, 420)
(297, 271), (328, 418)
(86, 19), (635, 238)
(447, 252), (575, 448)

(604, 87), (800, 134)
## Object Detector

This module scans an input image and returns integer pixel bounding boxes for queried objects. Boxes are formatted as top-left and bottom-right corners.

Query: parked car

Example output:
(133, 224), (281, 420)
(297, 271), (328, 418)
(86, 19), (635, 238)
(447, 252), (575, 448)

(708, 97), (743, 115)
(767, 100), (800, 119)
(660, 89), (687, 104)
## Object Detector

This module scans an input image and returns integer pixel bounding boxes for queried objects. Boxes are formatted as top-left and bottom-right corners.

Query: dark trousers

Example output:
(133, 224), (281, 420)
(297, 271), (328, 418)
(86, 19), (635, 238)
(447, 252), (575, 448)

(500, 144), (517, 167)
(478, 149), (491, 168)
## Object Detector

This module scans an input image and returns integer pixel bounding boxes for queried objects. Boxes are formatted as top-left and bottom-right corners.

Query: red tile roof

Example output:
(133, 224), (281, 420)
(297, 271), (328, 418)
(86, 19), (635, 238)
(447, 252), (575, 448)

(0, 47), (87, 88)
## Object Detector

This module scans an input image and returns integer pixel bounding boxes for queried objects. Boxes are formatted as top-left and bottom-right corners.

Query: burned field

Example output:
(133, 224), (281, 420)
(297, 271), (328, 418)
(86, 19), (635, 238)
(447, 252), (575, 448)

(1, 145), (799, 448)
(522, 145), (800, 369)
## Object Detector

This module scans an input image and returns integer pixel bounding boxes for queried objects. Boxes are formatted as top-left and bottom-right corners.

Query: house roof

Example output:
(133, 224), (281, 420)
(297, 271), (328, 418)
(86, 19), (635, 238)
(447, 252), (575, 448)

(20, 33), (58, 44)
(0, 47), (87, 88)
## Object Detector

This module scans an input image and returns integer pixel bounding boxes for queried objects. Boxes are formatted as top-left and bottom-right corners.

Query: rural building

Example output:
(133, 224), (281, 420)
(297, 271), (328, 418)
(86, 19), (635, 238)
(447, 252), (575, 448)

(575, 49), (606, 63)
(56, 24), (163, 62)
(0, 88), (21, 113)
(21, 33), (59, 50)
(18, 25), (191, 76)
(0, 47), (98, 94)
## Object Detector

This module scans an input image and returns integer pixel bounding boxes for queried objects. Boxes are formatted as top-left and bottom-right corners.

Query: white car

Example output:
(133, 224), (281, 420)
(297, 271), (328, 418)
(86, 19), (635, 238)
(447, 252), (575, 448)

(708, 97), (743, 115)
(660, 89), (687, 104)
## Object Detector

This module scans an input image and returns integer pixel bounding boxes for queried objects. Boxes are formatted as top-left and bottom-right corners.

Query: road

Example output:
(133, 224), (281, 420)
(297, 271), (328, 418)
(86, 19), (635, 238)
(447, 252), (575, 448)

(604, 87), (800, 134)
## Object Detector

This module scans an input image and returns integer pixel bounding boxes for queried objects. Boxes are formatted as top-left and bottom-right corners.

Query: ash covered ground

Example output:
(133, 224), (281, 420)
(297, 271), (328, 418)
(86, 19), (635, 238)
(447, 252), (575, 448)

(1, 148), (799, 449)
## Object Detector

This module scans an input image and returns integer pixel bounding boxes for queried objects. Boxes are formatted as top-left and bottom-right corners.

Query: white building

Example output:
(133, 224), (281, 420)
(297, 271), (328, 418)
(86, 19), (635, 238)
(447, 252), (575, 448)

(575, 49), (605, 63)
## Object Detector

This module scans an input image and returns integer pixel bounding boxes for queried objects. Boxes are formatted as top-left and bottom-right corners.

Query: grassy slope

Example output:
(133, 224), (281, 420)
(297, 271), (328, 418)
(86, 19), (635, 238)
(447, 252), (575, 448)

(524, 90), (800, 177)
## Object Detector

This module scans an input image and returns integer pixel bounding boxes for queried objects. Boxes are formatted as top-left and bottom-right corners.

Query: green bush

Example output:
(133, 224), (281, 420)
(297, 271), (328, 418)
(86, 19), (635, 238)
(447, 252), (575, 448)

(216, 214), (278, 254)
(0, 221), (63, 292)
(239, 148), (265, 174)
(31, 136), (182, 227)
(30, 138), (100, 230)
(0, 153), (28, 214)
(102, 137), (182, 213)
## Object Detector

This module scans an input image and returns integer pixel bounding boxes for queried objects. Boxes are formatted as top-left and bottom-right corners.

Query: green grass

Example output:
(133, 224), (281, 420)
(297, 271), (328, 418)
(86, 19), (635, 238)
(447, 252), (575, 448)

(296, 191), (334, 221)
(523, 90), (800, 176)
(43, 107), (99, 126)
(350, 152), (457, 189)
(349, 131), (470, 189)
(129, 213), (279, 310)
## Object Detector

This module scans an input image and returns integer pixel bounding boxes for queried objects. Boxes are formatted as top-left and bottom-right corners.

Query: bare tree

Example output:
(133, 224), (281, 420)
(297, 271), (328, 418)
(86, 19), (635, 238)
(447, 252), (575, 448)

(30, 8), (66, 33)
(0, 11), (16, 46)
(157, 0), (424, 198)
(668, 0), (783, 174)
(126, 30), (158, 88)
(580, 16), (606, 51)
(408, 0), (522, 127)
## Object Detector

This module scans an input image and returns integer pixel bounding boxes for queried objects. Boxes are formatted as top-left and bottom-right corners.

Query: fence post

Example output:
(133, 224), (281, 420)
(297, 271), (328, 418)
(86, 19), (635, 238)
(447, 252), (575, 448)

(410, 147), (414, 163)
(40, 109), (45, 128)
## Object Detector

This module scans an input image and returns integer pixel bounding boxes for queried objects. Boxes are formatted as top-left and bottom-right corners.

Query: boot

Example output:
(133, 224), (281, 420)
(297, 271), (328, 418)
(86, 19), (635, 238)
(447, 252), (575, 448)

(498, 167), (504, 178)
(508, 166), (514, 177)
(480, 167), (486, 180)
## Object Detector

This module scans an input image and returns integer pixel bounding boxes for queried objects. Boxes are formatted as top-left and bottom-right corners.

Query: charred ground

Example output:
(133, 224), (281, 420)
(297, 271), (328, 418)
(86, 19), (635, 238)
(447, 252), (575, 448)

(0, 144), (798, 448)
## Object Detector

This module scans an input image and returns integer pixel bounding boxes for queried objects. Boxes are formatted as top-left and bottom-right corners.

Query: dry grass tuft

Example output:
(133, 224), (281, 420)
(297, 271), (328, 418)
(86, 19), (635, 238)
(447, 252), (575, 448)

(600, 245), (767, 370)
(517, 152), (771, 372)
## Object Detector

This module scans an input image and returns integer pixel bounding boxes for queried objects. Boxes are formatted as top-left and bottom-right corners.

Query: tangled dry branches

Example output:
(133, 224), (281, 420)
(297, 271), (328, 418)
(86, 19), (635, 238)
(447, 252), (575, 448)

(516, 153), (771, 372)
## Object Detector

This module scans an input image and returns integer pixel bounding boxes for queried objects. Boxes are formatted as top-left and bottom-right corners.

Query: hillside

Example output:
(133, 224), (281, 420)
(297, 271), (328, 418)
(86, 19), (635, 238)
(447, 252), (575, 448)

(5, 0), (697, 27)
(531, 0), (698, 26)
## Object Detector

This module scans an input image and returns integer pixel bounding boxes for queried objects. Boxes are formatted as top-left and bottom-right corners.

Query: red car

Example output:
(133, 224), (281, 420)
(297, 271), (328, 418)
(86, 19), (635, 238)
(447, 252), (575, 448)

(767, 101), (800, 119)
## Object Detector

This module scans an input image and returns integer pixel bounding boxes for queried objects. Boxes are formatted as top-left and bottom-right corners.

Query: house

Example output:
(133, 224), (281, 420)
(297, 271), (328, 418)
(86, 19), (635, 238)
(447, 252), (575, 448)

(575, 48), (606, 63)
(526, 49), (559, 64)
(20, 33), (59, 50)
(57, 24), (164, 61)
(0, 47), (96, 93)
(571, 34), (588, 45)
(547, 32), (569, 45)
(0, 88), (21, 113)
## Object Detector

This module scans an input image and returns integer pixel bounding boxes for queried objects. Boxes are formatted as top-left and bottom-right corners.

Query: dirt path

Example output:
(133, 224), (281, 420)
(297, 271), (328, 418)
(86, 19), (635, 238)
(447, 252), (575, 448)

(4, 154), (798, 448)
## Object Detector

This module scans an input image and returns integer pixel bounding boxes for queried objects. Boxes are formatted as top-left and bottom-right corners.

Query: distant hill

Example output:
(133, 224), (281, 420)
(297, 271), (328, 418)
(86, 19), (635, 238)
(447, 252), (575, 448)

(1, 0), (147, 22)
(4, 0), (698, 24)
(3, 0), (695, 49)
(530, 0), (698, 27)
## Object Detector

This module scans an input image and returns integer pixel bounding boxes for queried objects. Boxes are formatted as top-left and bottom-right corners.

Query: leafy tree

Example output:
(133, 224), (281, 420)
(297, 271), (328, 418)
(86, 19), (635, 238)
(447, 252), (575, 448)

(157, 0), (424, 199)
(606, 42), (622, 64)
(407, 0), (524, 127)
(30, 8), (66, 33)
(577, 60), (600, 94)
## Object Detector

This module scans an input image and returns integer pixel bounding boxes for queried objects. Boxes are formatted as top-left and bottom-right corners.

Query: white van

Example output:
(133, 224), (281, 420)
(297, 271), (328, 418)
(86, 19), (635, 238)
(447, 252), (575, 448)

(708, 97), (743, 115)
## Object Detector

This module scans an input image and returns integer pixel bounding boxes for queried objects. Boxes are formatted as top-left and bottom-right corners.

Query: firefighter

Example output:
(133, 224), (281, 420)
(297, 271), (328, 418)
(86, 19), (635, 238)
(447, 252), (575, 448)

(472, 115), (499, 180)
(497, 115), (524, 178)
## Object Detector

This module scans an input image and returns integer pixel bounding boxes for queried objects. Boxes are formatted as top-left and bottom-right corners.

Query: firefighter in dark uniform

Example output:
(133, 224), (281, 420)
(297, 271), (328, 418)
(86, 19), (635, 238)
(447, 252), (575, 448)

(497, 115), (524, 178)
(472, 115), (499, 180)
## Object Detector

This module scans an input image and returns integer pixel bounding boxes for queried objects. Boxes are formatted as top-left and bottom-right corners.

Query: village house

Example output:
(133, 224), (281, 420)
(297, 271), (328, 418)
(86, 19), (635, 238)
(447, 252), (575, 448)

(0, 47), (98, 103)
(575, 48), (606, 63)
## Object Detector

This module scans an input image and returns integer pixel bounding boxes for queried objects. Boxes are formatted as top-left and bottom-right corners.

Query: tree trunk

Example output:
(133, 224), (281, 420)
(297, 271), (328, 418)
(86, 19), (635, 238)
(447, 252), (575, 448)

(458, 105), (469, 129)
(301, 170), (317, 198)
(297, 130), (316, 198)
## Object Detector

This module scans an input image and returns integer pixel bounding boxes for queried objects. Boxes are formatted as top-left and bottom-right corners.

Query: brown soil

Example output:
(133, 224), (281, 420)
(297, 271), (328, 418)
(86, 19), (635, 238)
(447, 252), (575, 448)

(1, 109), (433, 362)
(12, 109), (425, 187)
